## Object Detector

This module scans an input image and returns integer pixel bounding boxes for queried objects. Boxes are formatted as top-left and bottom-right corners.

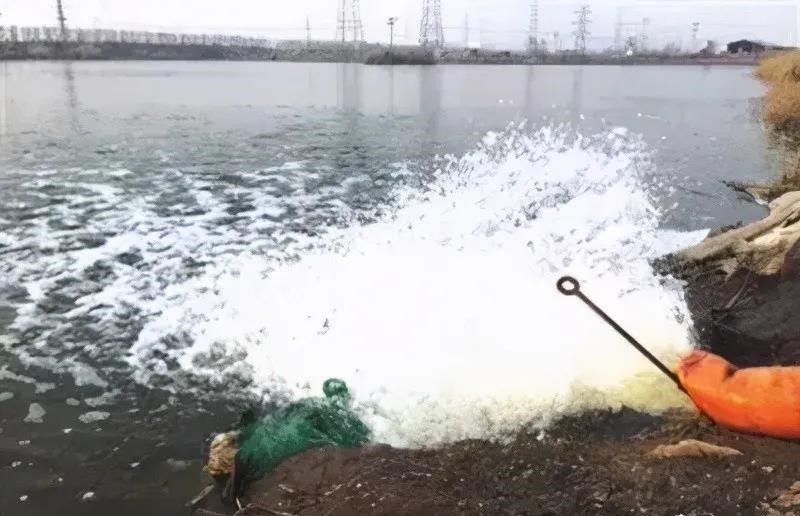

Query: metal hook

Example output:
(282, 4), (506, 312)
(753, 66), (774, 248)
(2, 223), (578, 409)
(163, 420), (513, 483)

(556, 275), (683, 391)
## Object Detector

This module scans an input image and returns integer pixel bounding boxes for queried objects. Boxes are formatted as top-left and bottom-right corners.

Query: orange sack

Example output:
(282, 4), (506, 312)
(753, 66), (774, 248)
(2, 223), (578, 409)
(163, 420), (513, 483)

(676, 350), (800, 439)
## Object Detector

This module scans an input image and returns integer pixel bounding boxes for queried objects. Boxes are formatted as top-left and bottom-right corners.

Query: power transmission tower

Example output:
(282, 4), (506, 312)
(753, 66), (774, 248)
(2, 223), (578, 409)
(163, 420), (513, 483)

(691, 21), (700, 52)
(640, 17), (650, 51)
(528, 0), (539, 55)
(419, 0), (444, 48)
(572, 4), (591, 55)
(306, 16), (311, 45)
(56, 0), (68, 41)
(350, 0), (363, 42)
(553, 30), (560, 53)
(614, 9), (623, 51)
(336, 0), (364, 43)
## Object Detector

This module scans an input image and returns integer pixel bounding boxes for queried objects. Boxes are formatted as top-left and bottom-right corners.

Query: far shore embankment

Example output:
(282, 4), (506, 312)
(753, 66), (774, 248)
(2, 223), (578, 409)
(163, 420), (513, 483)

(0, 40), (764, 66)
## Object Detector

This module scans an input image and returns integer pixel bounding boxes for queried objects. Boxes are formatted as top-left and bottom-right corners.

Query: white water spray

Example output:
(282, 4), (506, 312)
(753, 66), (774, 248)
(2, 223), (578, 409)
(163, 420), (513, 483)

(129, 125), (706, 446)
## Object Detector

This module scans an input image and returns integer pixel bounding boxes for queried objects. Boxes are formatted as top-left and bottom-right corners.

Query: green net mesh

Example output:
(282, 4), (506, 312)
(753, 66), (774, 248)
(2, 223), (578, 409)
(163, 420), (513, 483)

(236, 378), (370, 480)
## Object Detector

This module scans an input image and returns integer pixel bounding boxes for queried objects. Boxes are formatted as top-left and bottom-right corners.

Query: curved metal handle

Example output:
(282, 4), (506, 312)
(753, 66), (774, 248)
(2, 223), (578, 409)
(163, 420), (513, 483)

(556, 275), (683, 391)
(556, 276), (580, 296)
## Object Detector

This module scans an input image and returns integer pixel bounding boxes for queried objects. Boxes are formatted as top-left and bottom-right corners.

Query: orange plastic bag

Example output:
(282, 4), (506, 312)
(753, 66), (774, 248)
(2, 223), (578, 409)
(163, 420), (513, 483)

(677, 350), (800, 439)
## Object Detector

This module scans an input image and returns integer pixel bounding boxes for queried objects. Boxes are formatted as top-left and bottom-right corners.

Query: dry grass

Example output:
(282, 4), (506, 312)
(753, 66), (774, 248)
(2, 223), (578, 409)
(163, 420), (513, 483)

(764, 81), (800, 129)
(756, 50), (800, 85)
(757, 51), (800, 131)
(745, 51), (800, 198)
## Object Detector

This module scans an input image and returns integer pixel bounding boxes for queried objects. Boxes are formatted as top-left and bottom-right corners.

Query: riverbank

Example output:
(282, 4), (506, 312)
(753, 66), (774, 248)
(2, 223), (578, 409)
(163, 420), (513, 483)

(0, 40), (762, 66)
(196, 409), (800, 516)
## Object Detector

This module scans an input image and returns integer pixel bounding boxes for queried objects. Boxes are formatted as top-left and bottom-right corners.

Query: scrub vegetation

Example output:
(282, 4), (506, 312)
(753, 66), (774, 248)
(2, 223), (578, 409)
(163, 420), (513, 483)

(757, 50), (800, 130)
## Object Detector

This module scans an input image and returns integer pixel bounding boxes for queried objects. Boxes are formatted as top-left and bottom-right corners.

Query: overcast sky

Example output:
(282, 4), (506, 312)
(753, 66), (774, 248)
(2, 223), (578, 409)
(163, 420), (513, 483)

(3, 0), (798, 50)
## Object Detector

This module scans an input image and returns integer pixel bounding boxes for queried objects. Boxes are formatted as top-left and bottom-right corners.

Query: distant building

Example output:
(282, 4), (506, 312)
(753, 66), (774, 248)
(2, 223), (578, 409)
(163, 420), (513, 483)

(726, 39), (785, 55)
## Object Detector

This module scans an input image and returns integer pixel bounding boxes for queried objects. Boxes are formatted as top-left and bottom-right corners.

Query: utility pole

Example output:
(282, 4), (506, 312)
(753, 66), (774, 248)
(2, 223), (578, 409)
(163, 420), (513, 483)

(387, 16), (398, 51)
(572, 4), (590, 55)
(56, 0), (68, 42)
(306, 16), (311, 45)
(553, 30), (560, 53)
(419, 0), (444, 48)
(528, 0), (539, 56)
(691, 22), (700, 52)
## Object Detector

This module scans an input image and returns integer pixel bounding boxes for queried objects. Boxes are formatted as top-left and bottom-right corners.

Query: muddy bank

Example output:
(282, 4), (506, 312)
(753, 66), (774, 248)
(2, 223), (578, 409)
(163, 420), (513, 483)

(193, 409), (800, 516)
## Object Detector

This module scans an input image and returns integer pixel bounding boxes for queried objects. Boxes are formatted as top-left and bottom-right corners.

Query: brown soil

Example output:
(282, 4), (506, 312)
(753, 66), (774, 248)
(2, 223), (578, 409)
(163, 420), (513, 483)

(188, 409), (800, 516)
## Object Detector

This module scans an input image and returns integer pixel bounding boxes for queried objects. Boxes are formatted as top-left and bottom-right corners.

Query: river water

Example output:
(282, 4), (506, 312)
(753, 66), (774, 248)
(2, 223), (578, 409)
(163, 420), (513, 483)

(0, 61), (776, 513)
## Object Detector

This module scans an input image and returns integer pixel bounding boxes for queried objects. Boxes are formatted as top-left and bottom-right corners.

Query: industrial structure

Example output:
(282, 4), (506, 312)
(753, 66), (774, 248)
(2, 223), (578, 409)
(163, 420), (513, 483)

(572, 4), (591, 54)
(727, 39), (785, 54)
(419, 0), (444, 48)
(336, 0), (364, 43)
(55, 0), (67, 41)
(528, 0), (539, 54)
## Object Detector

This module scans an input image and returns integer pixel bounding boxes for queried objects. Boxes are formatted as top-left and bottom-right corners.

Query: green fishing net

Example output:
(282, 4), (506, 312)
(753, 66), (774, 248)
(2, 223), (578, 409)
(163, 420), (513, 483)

(236, 378), (371, 481)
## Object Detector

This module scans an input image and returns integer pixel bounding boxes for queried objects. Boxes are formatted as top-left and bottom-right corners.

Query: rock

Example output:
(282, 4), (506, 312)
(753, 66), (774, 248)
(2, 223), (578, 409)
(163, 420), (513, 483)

(649, 439), (743, 459)
(65, 398), (80, 406)
(23, 403), (46, 424)
(205, 431), (239, 478)
(775, 481), (800, 508)
(0, 391), (14, 402)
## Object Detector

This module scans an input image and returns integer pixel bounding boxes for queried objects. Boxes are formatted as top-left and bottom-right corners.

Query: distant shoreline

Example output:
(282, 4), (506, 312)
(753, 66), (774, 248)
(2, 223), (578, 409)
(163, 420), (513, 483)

(0, 41), (761, 66)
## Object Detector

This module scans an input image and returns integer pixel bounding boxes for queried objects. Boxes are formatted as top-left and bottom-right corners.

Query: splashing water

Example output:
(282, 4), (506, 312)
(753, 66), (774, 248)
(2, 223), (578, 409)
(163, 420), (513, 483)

(117, 124), (705, 446)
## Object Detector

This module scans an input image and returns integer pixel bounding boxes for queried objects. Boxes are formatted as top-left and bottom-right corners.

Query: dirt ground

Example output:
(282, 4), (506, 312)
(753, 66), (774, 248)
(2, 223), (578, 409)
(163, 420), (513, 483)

(189, 271), (800, 516)
(190, 408), (800, 516)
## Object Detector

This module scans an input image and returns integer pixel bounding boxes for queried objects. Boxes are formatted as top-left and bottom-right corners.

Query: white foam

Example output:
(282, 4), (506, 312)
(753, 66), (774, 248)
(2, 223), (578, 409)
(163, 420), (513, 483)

(78, 411), (110, 424)
(128, 126), (704, 446)
(23, 403), (46, 424)
(0, 366), (56, 393)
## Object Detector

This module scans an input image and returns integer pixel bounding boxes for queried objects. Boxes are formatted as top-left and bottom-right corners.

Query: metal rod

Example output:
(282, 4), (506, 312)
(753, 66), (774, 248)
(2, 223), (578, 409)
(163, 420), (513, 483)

(556, 276), (684, 390)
